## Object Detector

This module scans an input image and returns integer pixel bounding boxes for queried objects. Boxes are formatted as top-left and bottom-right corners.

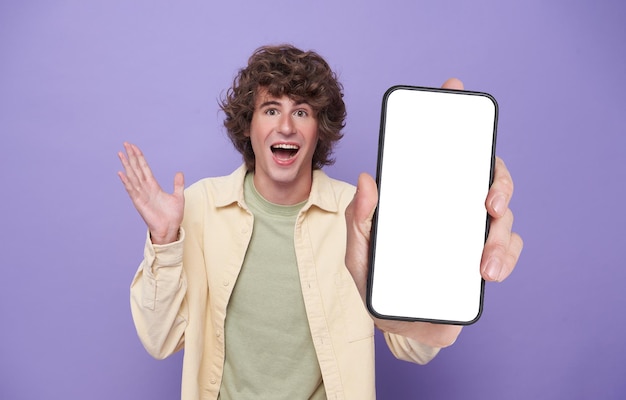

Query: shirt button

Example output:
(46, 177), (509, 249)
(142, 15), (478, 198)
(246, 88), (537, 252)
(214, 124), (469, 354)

(216, 330), (221, 337)
(210, 378), (217, 384)
(223, 280), (230, 286)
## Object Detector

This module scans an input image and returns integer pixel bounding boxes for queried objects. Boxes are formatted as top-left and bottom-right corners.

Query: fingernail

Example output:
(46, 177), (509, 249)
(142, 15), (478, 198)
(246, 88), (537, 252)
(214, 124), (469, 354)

(483, 258), (502, 281)
(491, 195), (506, 217)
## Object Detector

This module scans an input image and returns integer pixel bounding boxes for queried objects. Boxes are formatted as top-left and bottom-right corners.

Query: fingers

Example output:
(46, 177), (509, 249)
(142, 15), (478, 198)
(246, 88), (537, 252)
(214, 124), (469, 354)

(503, 232), (523, 281)
(119, 142), (155, 188)
(486, 157), (514, 218)
(441, 77), (464, 90)
(118, 142), (139, 187)
(480, 157), (522, 282)
(117, 142), (162, 199)
(480, 207), (524, 282)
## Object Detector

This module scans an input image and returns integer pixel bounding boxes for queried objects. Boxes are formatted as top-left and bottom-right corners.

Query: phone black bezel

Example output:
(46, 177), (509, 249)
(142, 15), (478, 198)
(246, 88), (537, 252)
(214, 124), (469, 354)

(365, 85), (498, 325)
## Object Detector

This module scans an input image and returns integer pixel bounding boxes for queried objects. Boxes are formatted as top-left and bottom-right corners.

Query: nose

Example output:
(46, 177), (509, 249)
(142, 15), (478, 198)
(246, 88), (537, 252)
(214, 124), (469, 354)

(278, 113), (296, 135)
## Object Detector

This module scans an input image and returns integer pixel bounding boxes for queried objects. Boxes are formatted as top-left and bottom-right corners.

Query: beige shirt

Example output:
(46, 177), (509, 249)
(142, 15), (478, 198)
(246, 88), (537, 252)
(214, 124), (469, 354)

(130, 165), (440, 400)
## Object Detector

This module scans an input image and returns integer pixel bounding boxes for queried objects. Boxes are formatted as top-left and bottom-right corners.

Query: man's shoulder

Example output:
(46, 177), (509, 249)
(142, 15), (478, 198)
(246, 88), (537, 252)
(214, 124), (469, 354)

(326, 175), (356, 194)
(311, 169), (356, 210)
(185, 165), (246, 204)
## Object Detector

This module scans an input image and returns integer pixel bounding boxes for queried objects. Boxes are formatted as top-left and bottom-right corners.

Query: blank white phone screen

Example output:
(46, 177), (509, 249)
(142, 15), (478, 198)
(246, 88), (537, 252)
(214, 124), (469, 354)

(368, 86), (497, 324)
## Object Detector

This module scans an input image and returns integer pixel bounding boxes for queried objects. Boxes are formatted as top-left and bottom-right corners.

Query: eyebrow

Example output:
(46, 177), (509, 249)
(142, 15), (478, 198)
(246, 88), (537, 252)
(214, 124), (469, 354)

(258, 99), (311, 108)
(259, 100), (281, 108)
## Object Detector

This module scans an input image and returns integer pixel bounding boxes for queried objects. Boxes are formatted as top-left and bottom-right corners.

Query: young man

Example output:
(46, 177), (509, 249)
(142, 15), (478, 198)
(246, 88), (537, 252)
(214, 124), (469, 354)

(118, 45), (522, 400)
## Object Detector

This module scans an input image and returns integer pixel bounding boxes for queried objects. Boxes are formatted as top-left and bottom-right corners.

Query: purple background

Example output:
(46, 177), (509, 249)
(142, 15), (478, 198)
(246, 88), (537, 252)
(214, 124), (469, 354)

(1, 1), (625, 399)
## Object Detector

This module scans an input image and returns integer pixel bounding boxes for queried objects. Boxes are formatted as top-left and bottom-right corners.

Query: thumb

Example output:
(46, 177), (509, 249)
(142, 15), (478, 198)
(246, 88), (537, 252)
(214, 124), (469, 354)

(350, 173), (378, 231)
(345, 173), (378, 300)
(173, 172), (185, 197)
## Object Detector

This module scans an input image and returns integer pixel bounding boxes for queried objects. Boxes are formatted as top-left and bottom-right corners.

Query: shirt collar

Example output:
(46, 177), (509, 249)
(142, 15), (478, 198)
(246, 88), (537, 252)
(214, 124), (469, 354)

(213, 164), (340, 214)
(213, 164), (248, 208)
(306, 169), (340, 213)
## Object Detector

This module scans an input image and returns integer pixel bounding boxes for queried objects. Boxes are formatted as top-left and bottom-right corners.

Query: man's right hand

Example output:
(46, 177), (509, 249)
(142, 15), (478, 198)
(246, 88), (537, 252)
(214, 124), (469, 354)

(117, 142), (185, 245)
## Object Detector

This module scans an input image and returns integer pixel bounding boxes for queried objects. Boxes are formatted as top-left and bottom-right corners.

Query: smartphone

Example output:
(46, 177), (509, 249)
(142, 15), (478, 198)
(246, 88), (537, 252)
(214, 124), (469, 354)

(366, 85), (498, 325)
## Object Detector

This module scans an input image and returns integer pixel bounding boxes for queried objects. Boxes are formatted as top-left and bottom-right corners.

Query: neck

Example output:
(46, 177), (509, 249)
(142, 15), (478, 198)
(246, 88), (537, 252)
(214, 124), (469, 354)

(252, 172), (312, 205)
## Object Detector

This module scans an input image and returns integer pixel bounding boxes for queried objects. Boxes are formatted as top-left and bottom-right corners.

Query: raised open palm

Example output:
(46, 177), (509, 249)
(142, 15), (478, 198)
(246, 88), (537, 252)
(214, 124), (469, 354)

(117, 142), (185, 244)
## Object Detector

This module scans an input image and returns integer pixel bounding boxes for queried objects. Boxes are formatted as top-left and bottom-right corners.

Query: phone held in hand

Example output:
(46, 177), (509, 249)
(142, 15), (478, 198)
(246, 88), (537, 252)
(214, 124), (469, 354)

(367, 85), (498, 325)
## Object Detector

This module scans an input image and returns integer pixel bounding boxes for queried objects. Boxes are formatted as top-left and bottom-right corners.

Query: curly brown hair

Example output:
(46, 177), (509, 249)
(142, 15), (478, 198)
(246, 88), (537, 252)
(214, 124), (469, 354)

(220, 44), (346, 171)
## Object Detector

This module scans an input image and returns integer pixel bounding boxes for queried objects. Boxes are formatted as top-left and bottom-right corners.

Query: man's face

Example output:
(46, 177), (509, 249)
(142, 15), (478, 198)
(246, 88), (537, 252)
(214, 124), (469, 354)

(246, 87), (319, 205)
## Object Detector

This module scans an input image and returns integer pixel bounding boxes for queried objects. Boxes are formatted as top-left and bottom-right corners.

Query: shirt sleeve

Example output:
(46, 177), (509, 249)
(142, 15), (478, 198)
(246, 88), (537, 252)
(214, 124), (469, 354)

(129, 228), (189, 359)
(383, 331), (441, 365)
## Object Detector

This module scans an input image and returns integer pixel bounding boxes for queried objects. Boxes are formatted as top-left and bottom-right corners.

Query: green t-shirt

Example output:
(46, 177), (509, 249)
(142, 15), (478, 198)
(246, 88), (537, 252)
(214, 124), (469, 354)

(219, 173), (326, 399)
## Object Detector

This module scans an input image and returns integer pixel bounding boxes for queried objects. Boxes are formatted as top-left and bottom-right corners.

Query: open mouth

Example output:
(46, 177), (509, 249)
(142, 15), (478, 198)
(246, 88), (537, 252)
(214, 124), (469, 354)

(271, 143), (299, 160)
